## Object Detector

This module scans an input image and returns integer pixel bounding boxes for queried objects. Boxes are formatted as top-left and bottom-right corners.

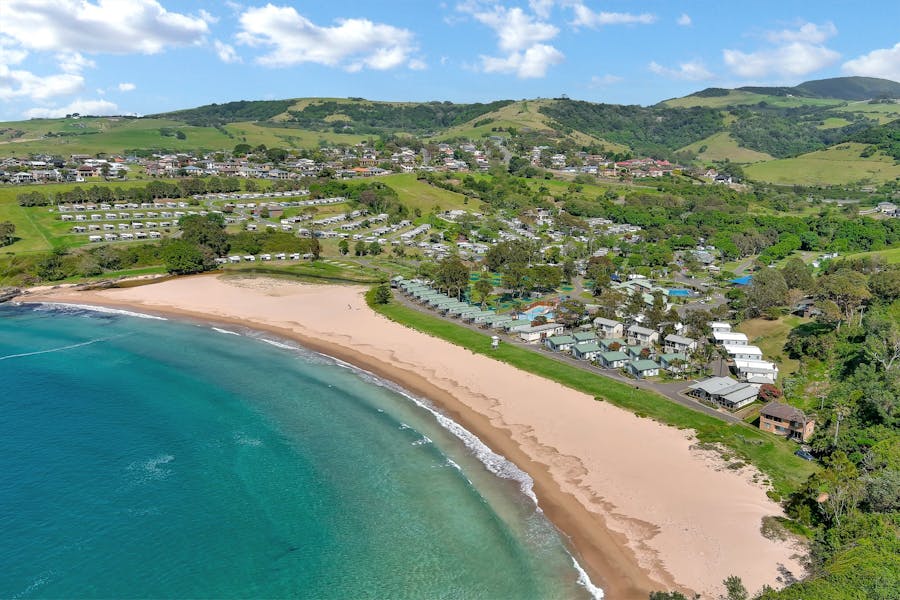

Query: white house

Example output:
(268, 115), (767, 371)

(733, 359), (779, 384)
(593, 317), (624, 338)
(518, 323), (565, 343)
(599, 351), (629, 369)
(724, 345), (764, 361)
(664, 334), (697, 354)
(572, 341), (603, 361)
(713, 331), (749, 346)
(628, 359), (660, 378)
(627, 324), (659, 346)
(545, 335), (576, 352)
(709, 322), (731, 334)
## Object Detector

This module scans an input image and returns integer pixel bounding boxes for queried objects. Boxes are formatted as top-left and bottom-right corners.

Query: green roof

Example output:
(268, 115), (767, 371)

(574, 341), (602, 352)
(547, 335), (575, 345)
(600, 351), (629, 361)
(630, 359), (660, 371)
(573, 331), (597, 342)
(659, 353), (688, 362)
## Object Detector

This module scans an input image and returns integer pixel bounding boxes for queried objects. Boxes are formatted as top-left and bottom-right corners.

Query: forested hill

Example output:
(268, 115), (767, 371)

(688, 77), (900, 102)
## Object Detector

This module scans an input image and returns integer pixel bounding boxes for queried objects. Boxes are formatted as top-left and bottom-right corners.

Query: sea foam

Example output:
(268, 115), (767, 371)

(30, 302), (167, 320)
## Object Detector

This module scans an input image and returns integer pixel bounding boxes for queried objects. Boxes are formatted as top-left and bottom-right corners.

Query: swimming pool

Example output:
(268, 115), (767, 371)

(668, 289), (691, 297)
(518, 305), (555, 321)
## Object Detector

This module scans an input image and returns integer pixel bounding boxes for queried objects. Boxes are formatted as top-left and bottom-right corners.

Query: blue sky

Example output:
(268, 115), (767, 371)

(1, 0), (898, 120)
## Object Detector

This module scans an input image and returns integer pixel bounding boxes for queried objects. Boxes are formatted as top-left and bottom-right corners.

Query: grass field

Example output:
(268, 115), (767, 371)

(370, 290), (818, 496)
(376, 173), (473, 212)
(745, 142), (900, 185)
(736, 316), (807, 379)
(664, 91), (844, 110)
(841, 245), (900, 264)
(816, 117), (852, 129)
(679, 131), (773, 163)
(225, 259), (382, 284)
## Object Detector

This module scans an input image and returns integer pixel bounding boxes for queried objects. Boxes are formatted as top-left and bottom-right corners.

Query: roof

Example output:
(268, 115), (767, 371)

(630, 359), (660, 371)
(573, 331), (597, 342)
(665, 334), (695, 345)
(574, 341), (602, 352)
(600, 351), (629, 361)
(688, 376), (740, 394)
(724, 344), (763, 355)
(722, 386), (759, 404)
(713, 331), (749, 342)
(547, 335), (575, 345)
(659, 353), (687, 362)
(627, 324), (656, 336)
(593, 317), (621, 327)
(760, 401), (808, 422)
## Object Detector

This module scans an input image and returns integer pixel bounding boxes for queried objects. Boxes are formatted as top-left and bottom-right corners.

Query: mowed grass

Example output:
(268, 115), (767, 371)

(842, 245), (900, 264)
(373, 173), (472, 212)
(679, 131), (773, 163)
(370, 291), (818, 496)
(664, 91), (843, 109)
(817, 117), (852, 129)
(745, 142), (900, 185)
(736, 316), (807, 379)
(224, 259), (382, 284)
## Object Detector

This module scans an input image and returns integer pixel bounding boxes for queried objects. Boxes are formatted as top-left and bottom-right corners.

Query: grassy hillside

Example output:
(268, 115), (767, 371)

(679, 131), (774, 163)
(745, 142), (900, 185)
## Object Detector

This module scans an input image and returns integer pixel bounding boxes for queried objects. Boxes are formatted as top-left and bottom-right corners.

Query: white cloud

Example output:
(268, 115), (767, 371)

(0, 38), (29, 66)
(118, 82), (136, 92)
(198, 9), (219, 24)
(589, 74), (623, 87)
(57, 52), (95, 74)
(649, 60), (713, 81)
(408, 58), (428, 71)
(471, 6), (558, 52)
(481, 43), (563, 78)
(724, 22), (839, 79)
(765, 21), (836, 45)
(570, 4), (656, 28)
(0, 65), (83, 100)
(843, 42), (900, 82)
(528, 0), (556, 20)
(214, 39), (241, 64)
(236, 4), (420, 71)
(677, 14), (692, 27)
(2, 0), (208, 54)
(24, 98), (118, 118)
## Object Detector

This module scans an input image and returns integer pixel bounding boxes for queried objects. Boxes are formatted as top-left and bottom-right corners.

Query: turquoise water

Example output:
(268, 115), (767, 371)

(667, 289), (691, 297)
(0, 303), (597, 599)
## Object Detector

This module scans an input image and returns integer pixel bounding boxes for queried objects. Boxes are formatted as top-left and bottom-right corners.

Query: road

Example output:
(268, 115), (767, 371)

(393, 291), (744, 424)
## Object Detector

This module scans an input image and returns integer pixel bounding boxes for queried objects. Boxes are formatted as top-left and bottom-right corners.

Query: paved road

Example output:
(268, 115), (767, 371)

(394, 291), (744, 425)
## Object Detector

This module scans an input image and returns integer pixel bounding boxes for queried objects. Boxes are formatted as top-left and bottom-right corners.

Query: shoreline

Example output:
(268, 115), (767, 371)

(14, 275), (805, 599)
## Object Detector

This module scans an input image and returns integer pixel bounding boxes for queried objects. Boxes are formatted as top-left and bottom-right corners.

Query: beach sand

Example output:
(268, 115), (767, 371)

(19, 275), (806, 599)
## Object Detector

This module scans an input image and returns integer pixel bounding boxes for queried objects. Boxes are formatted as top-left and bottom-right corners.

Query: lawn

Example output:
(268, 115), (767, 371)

(842, 245), (900, 264)
(224, 258), (382, 284)
(679, 131), (774, 164)
(378, 173), (472, 212)
(736, 315), (807, 379)
(745, 142), (900, 185)
(371, 291), (818, 496)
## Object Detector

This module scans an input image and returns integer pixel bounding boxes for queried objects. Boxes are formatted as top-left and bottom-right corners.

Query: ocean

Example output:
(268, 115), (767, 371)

(0, 303), (599, 599)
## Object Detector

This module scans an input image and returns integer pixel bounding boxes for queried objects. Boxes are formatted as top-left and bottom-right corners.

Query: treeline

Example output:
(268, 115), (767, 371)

(848, 119), (900, 160)
(153, 99), (296, 127)
(539, 100), (722, 158)
(284, 100), (514, 135)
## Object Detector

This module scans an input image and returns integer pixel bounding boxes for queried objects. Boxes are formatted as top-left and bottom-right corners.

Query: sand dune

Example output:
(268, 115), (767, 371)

(21, 275), (806, 598)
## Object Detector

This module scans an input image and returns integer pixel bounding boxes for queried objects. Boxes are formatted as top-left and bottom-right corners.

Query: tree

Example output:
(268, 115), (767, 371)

(556, 298), (586, 328)
(368, 241), (382, 256)
(625, 289), (645, 319)
(646, 290), (668, 329)
(372, 284), (391, 304)
(649, 592), (689, 600)
(746, 267), (788, 317)
(501, 263), (529, 297)
(0, 221), (15, 246)
(758, 383), (783, 402)
(473, 276), (493, 308)
(162, 240), (208, 275)
(869, 269), (900, 302)
(586, 255), (615, 295)
(435, 256), (470, 299)
(781, 257), (814, 291)
(180, 213), (229, 256)
(818, 451), (864, 528)
(864, 309), (900, 371)
(354, 240), (367, 256)
(816, 269), (871, 324)
(338, 239), (349, 255)
(720, 576), (748, 600)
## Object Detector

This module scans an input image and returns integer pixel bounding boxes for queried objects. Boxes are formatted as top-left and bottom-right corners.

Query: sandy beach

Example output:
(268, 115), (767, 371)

(18, 275), (805, 599)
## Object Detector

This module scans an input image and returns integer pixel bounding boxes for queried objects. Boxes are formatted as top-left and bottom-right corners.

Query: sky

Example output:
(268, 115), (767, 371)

(1, 0), (899, 121)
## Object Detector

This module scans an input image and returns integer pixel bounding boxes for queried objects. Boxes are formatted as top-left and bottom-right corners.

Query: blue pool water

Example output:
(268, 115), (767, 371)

(667, 289), (691, 297)
(519, 306), (555, 321)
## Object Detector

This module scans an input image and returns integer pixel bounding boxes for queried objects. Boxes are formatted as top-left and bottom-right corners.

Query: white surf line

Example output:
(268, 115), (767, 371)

(0, 336), (120, 361)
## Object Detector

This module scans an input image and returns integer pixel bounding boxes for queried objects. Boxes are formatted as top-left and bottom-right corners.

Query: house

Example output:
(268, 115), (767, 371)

(599, 351), (629, 369)
(593, 317), (624, 338)
(572, 341), (603, 361)
(733, 359), (779, 384)
(545, 335), (576, 352)
(573, 331), (597, 344)
(658, 353), (689, 373)
(628, 359), (660, 378)
(598, 337), (627, 352)
(623, 344), (650, 359)
(518, 323), (565, 343)
(626, 324), (659, 346)
(709, 322), (731, 334)
(664, 334), (697, 354)
(724, 345), (764, 361)
(759, 402), (815, 442)
(713, 331), (749, 346)
(687, 376), (759, 410)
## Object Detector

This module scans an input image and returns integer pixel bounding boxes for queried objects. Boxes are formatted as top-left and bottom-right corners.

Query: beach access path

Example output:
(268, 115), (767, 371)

(392, 291), (744, 425)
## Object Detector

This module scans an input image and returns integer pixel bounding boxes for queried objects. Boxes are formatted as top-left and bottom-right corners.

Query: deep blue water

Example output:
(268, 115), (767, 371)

(0, 303), (596, 599)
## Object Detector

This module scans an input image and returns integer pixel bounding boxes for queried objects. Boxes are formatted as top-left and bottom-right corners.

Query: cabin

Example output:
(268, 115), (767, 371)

(759, 402), (815, 442)
(687, 376), (759, 410)
(572, 341), (602, 361)
(572, 331), (597, 344)
(626, 324), (659, 346)
(658, 352), (688, 373)
(599, 351), (629, 369)
(724, 345), (764, 361)
(628, 359), (660, 378)
(664, 334), (696, 354)
(733, 359), (779, 384)
(598, 337), (626, 352)
(518, 323), (565, 343)
(713, 331), (749, 346)
(708, 321), (731, 334)
(593, 317), (624, 338)
(545, 335), (576, 352)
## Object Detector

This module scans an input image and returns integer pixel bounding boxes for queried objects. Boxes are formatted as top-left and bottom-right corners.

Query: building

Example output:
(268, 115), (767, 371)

(518, 323), (565, 343)
(733, 359), (779, 384)
(545, 335), (576, 352)
(724, 345), (764, 361)
(626, 324), (659, 346)
(687, 376), (760, 410)
(713, 331), (749, 346)
(708, 322), (732, 334)
(628, 359), (660, 378)
(593, 317), (624, 339)
(658, 353), (689, 373)
(572, 341), (602, 361)
(759, 402), (815, 442)
(599, 351), (629, 369)
(664, 334), (697, 354)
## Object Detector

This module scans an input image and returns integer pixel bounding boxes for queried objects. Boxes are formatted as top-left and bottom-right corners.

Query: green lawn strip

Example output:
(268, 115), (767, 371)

(224, 261), (381, 285)
(369, 290), (817, 496)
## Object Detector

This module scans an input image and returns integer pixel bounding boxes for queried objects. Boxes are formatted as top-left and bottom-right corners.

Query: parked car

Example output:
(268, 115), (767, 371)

(795, 449), (815, 461)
